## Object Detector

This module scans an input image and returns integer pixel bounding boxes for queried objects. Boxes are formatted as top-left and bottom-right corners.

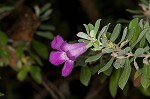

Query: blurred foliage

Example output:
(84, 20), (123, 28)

(0, 0), (150, 99)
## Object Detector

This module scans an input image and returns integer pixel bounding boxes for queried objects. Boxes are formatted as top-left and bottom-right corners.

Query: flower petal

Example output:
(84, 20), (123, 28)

(66, 44), (87, 60)
(61, 42), (87, 52)
(49, 51), (68, 65)
(51, 35), (64, 50)
(62, 60), (74, 77)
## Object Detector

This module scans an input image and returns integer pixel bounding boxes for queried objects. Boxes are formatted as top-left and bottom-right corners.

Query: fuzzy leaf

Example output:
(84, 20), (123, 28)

(139, 36), (146, 48)
(146, 28), (150, 44)
(94, 19), (101, 36)
(88, 23), (94, 31)
(110, 24), (121, 42)
(134, 48), (144, 57)
(98, 57), (114, 74)
(98, 24), (110, 41)
(132, 28), (148, 48)
(139, 19), (144, 29)
(118, 58), (131, 90)
(85, 53), (102, 63)
(129, 25), (141, 46)
(77, 32), (89, 40)
(118, 27), (127, 44)
(113, 59), (126, 69)
(127, 29), (134, 41)
(144, 21), (149, 28)
(141, 64), (150, 89)
(83, 24), (90, 34)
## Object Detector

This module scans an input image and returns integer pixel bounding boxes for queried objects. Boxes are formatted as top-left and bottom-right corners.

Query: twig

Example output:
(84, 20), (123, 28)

(42, 81), (59, 99)
(43, 77), (66, 99)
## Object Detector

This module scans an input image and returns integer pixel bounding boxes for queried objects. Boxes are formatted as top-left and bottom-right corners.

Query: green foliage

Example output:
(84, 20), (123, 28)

(17, 66), (29, 81)
(85, 53), (102, 62)
(110, 24), (121, 42)
(77, 17), (150, 97)
(0, 92), (4, 96)
(30, 66), (42, 84)
(0, 31), (8, 46)
(98, 57), (114, 74)
(80, 66), (91, 86)
(118, 58), (131, 90)
(141, 64), (150, 89)
(32, 39), (49, 59)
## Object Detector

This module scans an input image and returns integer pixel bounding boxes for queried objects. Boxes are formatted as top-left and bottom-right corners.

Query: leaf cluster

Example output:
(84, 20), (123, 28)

(77, 18), (150, 97)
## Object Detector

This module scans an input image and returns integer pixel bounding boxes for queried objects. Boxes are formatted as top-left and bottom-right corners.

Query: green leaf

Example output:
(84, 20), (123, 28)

(80, 66), (91, 86)
(118, 58), (131, 90)
(83, 24), (90, 35)
(94, 19), (101, 36)
(32, 39), (49, 59)
(110, 24), (121, 42)
(85, 53), (102, 63)
(127, 29), (134, 41)
(139, 86), (150, 96)
(98, 57), (114, 74)
(139, 36), (146, 48)
(0, 92), (4, 96)
(132, 28), (148, 48)
(89, 30), (95, 38)
(118, 50), (126, 56)
(16, 43), (26, 58)
(77, 32), (89, 40)
(0, 31), (8, 46)
(0, 47), (9, 57)
(88, 23), (94, 31)
(129, 18), (139, 29)
(30, 66), (42, 84)
(118, 27), (127, 44)
(139, 19), (144, 29)
(101, 48), (113, 54)
(41, 9), (53, 20)
(141, 64), (150, 89)
(36, 31), (54, 40)
(129, 25), (141, 46)
(17, 66), (29, 81)
(134, 69), (142, 80)
(146, 28), (150, 44)
(40, 3), (52, 14)
(103, 66), (113, 76)
(109, 69), (121, 98)
(91, 58), (105, 75)
(147, 64), (150, 79)
(98, 24), (110, 41)
(144, 21), (149, 29)
(134, 48), (144, 57)
(39, 24), (55, 31)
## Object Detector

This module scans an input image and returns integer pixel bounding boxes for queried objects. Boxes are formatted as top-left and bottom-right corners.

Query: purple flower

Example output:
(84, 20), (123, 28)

(49, 35), (87, 77)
